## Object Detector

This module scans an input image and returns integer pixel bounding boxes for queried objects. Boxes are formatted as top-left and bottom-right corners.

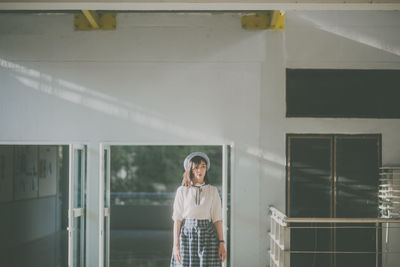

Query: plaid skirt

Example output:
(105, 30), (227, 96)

(170, 219), (221, 267)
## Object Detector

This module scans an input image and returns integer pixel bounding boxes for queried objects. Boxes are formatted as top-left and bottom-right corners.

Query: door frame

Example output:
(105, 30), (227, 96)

(98, 141), (234, 267)
(0, 142), (88, 267)
(99, 144), (111, 267)
(68, 144), (87, 267)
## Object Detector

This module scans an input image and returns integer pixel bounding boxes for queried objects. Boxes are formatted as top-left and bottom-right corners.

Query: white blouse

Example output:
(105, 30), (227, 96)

(172, 184), (222, 223)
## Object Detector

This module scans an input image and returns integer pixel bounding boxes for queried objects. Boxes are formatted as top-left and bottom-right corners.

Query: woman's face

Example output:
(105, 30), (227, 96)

(191, 160), (207, 183)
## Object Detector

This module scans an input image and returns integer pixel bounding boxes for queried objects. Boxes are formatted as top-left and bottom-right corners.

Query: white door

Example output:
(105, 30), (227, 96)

(68, 144), (86, 267)
(99, 144), (111, 267)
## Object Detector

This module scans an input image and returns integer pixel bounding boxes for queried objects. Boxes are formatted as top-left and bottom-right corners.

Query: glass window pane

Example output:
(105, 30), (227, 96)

(104, 216), (108, 266)
(73, 217), (82, 267)
(335, 137), (380, 218)
(110, 146), (225, 267)
(0, 145), (69, 267)
(74, 150), (82, 209)
(104, 149), (108, 208)
(288, 137), (332, 217)
(287, 135), (381, 267)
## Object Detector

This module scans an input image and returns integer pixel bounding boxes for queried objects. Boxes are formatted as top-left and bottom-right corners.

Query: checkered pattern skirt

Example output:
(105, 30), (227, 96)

(170, 219), (222, 267)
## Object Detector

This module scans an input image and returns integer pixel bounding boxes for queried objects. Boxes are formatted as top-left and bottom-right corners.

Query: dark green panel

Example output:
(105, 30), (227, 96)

(289, 136), (331, 217)
(287, 134), (381, 267)
(335, 225), (377, 252)
(289, 136), (333, 267)
(291, 224), (332, 251)
(335, 136), (380, 267)
(291, 253), (332, 267)
(335, 253), (377, 267)
(335, 137), (379, 218)
(286, 69), (400, 118)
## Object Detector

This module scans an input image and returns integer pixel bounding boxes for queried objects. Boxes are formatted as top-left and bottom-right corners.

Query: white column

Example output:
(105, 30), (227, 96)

(86, 143), (100, 267)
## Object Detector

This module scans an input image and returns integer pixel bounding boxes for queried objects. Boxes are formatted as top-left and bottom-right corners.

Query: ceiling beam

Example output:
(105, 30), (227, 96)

(82, 10), (100, 29)
(0, 1), (400, 11)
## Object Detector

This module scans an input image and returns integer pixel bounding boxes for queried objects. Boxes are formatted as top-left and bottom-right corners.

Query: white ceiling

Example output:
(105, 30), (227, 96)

(0, 0), (400, 11)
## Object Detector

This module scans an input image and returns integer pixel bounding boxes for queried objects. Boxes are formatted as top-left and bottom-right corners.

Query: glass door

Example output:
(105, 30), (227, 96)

(100, 144), (111, 267)
(108, 145), (229, 266)
(286, 134), (381, 267)
(68, 144), (87, 267)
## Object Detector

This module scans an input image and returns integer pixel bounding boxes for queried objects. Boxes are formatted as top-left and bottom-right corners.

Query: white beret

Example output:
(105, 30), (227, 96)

(183, 152), (211, 171)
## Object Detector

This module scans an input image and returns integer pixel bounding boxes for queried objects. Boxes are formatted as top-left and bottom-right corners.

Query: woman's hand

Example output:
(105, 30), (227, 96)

(173, 244), (182, 263)
(172, 220), (182, 263)
(219, 242), (226, 263)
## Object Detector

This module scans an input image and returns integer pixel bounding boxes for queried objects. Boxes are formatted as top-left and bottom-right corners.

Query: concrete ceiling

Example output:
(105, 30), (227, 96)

(0, 0), (400, 11)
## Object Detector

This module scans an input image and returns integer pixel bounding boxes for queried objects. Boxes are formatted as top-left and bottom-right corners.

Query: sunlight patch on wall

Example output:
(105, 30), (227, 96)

(1, 57), (227, 144)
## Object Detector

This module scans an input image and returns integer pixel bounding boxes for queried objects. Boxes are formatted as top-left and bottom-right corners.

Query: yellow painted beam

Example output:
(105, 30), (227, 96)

(270, 10), (279, 27)
(241, 11), (285, 31)
(82, 10), (100, 29)
(241, 13), (269, 30)
(272, 11), (285, 30)
(74, 12), (116, 31)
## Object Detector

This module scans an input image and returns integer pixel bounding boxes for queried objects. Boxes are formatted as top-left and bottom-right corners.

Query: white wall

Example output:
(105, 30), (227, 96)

(0, 12), (264, 266)
(1, 11), (400, 267)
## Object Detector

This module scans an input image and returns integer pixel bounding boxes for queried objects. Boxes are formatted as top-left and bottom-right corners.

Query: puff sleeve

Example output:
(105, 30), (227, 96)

(210, 186), (222, 223)
(172, 186), (184, 221)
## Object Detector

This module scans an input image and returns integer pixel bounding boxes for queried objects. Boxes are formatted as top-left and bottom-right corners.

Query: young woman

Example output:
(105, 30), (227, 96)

(170, 152), (226, 267)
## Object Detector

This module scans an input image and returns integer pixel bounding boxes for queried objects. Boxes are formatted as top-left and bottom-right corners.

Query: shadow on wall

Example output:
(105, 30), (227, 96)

(290, 11), (400, 56)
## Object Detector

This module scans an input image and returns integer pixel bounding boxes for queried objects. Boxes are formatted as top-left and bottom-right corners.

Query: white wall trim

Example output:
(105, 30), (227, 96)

(0, 141), (79, 145)
(99, 141), (232, 146)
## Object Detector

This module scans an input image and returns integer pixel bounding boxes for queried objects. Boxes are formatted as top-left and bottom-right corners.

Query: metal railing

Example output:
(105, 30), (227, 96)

(269, 207), (400, 267)
(379, 167), (400, 218)
(269, 207), (290, 267)
(111, 192), (175, 205)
